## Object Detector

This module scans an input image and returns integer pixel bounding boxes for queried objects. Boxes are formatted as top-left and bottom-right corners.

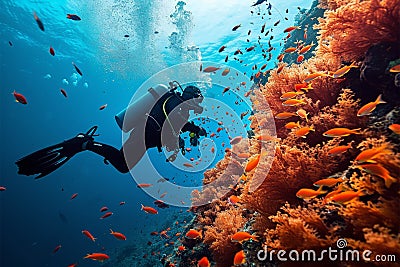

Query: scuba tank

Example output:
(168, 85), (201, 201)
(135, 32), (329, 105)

(115, 84), (169, 132)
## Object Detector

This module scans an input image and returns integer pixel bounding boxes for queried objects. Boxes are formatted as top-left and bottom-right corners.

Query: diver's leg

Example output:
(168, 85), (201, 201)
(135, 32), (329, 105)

(85, 142), (129, 173)
(123, 131), (147, 170)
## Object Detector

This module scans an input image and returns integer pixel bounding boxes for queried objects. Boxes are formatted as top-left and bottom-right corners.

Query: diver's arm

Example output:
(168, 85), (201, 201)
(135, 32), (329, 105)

(182, 121), (206, 136)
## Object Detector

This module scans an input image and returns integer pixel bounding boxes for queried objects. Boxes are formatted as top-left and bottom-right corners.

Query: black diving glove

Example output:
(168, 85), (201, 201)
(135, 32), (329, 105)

(197, 127), (207, 137)
(189, 126), (207, 147)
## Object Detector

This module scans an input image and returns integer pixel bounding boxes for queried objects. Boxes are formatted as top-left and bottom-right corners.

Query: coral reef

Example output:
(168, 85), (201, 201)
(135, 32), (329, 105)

(316, 0), (400, 61)
(172, 0), (400, 266)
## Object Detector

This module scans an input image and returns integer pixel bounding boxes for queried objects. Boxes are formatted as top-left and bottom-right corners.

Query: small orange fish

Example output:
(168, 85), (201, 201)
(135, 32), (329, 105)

(294, 82), (313, 92)
(100, 206), (108, 212)
(303, 72), (327, 83)
(218, 45), (226, 52)
(284, 26), (300, 33)
(0, 186), (6, 191)
(282, 98), (306, 106)
(100, 211), (113, 219)
(82, 230), (96, 242)
(296, 108), (309, 121)
(330, 190), (363, 204)
(137, 183), (153, 188)
(198, 256), (210, 267)
(33, 12), (44, 31)
(275, 112), (297, 119)
(221, 68), (230, 76)
(110, 229), (127, 240)
(12, 90), (28, 104)
(141, 204), (158, 214)
(183, 163), (194, 168)
(255, 135), (278, 142)
(323, 128), (361, 138)
(237, 152), (251, 158)
(277, 53), (285, 62)
(297, 54), (304, 63)
(119, 201), (125, 205)
(354, 144), (391, 164)
(230, 136), (243, 145)
(357, 94), (386, 116)
(295, 126), (314, 138)
(233, 250), (246, 265)
(246, 46), (255, 52)
(228, 195), (241, 205)
(84, 253), (110, 262)
(298, 42), (314, 54)
(328, 142), (352, 155)
(72, 62), (83, 76)
(245, 154), (260, 172)
(49, 46), (55, 56)
(357, 164), (397, 188)
(99, 104), (107, 110)
(280, 91), (304, 100)
(53, 244), (62, 253)
(66, 14), (81, 21)
(186, 229), (202, 239)
(70, 193), (78, 200)
(222, 86), (230, 94)
(60, 88), (67, 98)
(332, 62), (358, 78)
(323, 185), (344, 204)
(231, 232), (258, 243)
(203, 66), (220, 73)
(296, 186), (326, 199)
(284, 47), (297, 53)
(313, 177), (342, 187)
(389, 64), (400, 73)
(276, 63), (285, 74)
(388, 124), (400, 134)
(232, 24), (241, 31)
(178, 245), (185, 251)
(284, 121), (300, 129)
(67, 263), (77, 267)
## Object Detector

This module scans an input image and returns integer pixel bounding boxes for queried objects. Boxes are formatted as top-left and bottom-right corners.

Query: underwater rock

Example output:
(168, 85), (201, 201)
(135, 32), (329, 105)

(395, 73), (400, 87)
(360, 42), (399, 84)
(360, 42), (400, 104)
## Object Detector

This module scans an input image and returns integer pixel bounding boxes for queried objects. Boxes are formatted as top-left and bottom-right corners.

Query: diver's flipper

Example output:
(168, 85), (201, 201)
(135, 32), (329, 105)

(16, 126), (98, 179)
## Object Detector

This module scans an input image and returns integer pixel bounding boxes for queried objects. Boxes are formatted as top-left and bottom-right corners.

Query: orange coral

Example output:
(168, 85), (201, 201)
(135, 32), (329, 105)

(316, 0), (400, 61)
(203, 207), (246, 267)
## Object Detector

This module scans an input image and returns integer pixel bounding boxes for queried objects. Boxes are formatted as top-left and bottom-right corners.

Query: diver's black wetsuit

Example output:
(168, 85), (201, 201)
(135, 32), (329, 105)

(16, 85), (205, 178)
(86, 89), (204, 173)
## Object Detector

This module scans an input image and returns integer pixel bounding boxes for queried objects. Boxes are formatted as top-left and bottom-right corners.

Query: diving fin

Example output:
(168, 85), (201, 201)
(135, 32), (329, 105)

(16, 126), (98, 179)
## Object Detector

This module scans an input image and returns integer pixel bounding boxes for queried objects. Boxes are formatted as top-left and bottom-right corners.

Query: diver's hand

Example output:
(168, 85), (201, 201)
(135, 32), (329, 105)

(198, 127), (207, 137)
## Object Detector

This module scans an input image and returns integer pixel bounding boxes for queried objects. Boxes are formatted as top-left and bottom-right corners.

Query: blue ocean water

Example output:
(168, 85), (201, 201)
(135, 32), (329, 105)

(0, 0), (313, 266)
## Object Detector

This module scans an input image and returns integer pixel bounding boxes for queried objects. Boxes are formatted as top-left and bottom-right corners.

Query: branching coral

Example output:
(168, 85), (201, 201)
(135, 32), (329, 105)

(316, 0), (400, 61)
(265, 203), (336, 251)
(242, 140), (340, 231)
(203, 207), (246, 267)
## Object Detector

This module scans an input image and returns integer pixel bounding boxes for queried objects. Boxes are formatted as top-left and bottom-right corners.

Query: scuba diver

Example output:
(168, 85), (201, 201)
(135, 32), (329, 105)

(16, 82), (206, 179)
